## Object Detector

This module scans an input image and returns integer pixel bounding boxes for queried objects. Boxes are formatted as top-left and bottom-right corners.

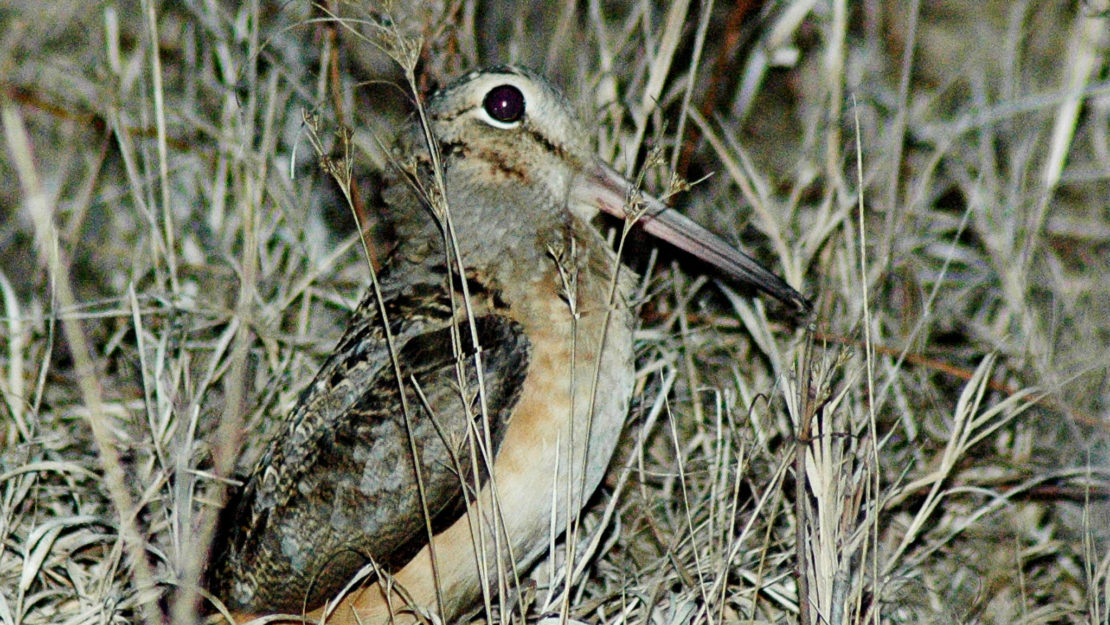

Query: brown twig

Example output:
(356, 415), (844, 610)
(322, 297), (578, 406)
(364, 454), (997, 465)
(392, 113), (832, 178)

(676, 0), (758, 180)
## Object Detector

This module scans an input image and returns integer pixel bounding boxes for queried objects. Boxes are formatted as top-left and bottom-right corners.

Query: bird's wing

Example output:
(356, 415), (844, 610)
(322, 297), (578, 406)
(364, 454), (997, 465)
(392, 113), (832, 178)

(208, 282), (529, 613)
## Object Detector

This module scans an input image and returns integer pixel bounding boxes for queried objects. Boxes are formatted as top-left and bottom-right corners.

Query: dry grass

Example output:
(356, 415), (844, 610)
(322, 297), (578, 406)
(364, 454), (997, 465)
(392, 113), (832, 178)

(2, 1), (1109, 624)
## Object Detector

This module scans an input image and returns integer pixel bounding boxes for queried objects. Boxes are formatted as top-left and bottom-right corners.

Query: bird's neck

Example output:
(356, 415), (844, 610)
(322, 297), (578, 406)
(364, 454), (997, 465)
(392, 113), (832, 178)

(383, 213), (631, 326)
(382, 155), (634, 317)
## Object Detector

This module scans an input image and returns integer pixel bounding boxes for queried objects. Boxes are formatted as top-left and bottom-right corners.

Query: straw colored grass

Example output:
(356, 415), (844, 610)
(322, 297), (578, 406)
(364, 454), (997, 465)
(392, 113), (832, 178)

(1, 1), (1107, 624)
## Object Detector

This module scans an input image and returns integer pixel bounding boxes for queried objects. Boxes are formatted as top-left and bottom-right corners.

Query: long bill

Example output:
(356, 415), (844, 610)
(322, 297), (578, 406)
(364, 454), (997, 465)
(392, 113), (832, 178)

(574, 161), (811, 316)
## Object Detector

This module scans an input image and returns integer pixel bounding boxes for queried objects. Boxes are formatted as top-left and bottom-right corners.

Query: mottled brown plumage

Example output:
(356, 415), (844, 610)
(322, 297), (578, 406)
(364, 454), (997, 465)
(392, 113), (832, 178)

(207, 66), (807, 624)
(209, 276), (529, 610)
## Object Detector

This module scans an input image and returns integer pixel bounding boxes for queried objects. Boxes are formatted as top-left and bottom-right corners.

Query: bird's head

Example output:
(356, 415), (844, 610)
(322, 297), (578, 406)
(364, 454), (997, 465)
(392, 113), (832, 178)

(387, 66), (810, 316)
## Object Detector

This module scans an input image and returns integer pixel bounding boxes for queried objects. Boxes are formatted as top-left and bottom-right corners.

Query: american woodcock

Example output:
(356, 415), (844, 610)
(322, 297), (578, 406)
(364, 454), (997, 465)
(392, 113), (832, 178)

(207, 66), (809, 623)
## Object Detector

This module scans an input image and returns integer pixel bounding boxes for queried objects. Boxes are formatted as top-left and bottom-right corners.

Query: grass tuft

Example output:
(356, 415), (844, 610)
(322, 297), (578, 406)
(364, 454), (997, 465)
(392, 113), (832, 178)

(1, 1), (1107, 624)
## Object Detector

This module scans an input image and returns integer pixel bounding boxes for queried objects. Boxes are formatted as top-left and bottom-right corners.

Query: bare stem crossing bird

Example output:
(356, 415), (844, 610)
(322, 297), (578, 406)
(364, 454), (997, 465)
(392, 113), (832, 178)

(207, 66), (809, 624)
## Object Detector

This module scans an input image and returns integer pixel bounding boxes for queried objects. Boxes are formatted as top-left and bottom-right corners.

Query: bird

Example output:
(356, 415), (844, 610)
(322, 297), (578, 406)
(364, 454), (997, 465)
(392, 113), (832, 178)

(206, 65), (808, 624)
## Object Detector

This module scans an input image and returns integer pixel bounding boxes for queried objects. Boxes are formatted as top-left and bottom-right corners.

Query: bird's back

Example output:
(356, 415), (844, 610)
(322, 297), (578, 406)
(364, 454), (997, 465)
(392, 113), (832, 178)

(208, 266), (533, 612)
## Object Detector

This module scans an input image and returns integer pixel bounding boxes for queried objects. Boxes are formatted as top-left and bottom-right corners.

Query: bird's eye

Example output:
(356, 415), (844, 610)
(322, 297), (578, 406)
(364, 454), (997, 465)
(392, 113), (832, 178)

(482, 85), (526, 125)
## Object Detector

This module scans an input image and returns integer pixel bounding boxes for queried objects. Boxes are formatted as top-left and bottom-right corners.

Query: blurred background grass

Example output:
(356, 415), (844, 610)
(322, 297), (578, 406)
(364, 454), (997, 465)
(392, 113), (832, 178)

(1, 1), (1108, 624)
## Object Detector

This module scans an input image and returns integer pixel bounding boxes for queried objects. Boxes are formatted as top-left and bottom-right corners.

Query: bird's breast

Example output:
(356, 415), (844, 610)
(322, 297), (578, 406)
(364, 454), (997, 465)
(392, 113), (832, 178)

(487, 252), (636, 546)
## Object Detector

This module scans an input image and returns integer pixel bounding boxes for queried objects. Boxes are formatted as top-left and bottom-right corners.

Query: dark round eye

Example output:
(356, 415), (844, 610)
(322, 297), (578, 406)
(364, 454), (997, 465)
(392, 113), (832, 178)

(482, 85), (526, 124)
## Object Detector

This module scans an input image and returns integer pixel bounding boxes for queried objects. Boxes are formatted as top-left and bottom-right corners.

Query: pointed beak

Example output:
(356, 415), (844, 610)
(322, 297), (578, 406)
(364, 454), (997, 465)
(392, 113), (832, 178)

(573, 160), (811, 316)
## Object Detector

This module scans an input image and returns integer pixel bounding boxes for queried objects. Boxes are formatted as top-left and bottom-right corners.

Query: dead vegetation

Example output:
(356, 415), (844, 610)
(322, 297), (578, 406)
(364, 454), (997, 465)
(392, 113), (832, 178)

(1, 1), (1108, 624)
